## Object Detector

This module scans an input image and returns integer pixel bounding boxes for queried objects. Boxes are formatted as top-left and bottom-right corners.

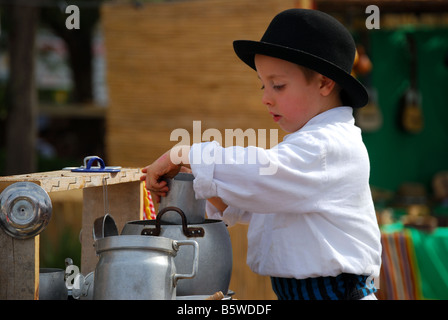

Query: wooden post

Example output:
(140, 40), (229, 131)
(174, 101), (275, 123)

(0, 168), (143, 299)
(81, 181), (143, 274)
(0, 229), (39, 300)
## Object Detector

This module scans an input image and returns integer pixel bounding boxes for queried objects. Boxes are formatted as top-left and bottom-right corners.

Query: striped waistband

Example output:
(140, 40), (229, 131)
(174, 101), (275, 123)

(271, 273), (376, 300)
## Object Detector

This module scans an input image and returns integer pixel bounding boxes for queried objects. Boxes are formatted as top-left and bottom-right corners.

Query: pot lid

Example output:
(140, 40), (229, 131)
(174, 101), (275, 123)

(0, 182), (52, 239)
(94, 234), (178, 255)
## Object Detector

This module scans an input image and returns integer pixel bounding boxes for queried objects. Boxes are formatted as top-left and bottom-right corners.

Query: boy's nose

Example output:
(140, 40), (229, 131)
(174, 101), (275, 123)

(261, 91), (273, 107)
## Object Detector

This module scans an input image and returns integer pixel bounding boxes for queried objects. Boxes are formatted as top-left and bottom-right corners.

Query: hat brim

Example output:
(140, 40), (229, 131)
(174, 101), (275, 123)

(233, 40), (368, 108)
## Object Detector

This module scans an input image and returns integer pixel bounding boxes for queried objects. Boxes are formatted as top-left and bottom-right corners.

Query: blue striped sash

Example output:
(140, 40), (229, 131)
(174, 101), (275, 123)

(271, 273), (376, 300)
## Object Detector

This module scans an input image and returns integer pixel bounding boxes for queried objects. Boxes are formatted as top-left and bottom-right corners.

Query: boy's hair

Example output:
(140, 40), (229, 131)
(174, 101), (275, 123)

(298, 64), (342, 98)
(298, 64), (317, 84)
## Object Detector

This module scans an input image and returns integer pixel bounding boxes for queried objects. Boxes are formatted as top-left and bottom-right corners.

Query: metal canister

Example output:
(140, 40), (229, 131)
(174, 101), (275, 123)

(39, 268), (68, 300)
(93, 235), (198, 300)
(159, 172), (206, 224)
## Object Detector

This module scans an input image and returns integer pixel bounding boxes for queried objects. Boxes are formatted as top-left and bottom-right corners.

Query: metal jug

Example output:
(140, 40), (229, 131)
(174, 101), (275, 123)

(93, 234), (198, 300)
(159, 172), (206, 224)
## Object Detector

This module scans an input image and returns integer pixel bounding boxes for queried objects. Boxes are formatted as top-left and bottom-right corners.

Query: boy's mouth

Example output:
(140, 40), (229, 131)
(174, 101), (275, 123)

(270, 112), (282, 122)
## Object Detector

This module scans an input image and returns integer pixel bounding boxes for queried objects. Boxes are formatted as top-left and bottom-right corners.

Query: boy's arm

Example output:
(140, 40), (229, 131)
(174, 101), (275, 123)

(207, 197), (228, 212)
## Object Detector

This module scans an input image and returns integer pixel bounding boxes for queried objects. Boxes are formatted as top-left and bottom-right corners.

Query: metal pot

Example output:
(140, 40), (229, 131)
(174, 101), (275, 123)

(159, 172), (206, 224)
(39, 268), (68, 300)
(122, 207), (232, 296)
(93, 234), (198, 300)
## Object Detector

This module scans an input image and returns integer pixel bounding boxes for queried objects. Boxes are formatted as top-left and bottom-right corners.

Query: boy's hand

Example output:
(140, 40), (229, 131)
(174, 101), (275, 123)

(140, 146), (191, 202)
(140, 150), (181, 202)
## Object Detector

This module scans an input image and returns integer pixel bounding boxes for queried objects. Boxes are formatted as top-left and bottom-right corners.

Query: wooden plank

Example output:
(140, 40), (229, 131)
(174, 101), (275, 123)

(0, 168), (142, 193)
(81, 181), (143, 274)
(0, 179), (41, 300)
(0, 229), (39, 300)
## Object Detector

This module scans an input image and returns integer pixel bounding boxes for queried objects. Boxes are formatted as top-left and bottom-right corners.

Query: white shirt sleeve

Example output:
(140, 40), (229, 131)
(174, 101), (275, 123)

(190, 131), (326, 216)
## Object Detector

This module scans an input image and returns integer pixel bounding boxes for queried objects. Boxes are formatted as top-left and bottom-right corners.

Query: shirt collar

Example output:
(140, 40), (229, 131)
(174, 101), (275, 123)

(283, 106), (354, 141)
(304, 106), (353, 128)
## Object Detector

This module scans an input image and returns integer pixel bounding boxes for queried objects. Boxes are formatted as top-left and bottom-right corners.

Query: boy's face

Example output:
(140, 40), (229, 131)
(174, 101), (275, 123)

(255, 54), (329, 133)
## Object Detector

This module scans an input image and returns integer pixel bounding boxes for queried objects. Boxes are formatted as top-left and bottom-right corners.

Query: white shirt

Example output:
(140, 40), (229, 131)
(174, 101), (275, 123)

(189, 107), (382, 280)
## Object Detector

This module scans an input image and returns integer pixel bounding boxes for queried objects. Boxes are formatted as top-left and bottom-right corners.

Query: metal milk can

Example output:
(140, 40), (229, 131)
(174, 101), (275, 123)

(159, 172), (206, 224)
(93, 234), (198, 300)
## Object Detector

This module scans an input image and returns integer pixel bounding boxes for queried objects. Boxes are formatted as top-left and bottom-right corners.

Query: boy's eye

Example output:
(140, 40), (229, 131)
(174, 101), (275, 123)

(273, 84), (285, 90)
(259, 83), (285, 91)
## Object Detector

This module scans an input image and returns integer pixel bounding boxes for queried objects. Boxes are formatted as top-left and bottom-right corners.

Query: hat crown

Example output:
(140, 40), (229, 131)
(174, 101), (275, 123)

(260, 9), (355, 74)
(232, 9), (368, 108)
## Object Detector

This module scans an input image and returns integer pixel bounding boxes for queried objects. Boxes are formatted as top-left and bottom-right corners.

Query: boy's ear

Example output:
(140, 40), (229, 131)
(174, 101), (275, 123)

(318, 75), (337, 97)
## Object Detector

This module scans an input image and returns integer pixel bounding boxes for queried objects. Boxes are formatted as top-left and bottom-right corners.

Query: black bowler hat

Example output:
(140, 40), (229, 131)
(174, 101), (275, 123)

(233, 9), (368, 108)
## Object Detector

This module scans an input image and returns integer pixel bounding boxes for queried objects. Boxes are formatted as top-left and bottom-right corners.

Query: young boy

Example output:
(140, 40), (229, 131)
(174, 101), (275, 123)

(141, 9), (382, 300)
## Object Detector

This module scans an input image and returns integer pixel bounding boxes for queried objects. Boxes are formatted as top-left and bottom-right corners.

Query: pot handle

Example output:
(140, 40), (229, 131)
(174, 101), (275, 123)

(173, 240), (199, 287)
(141, 206), (204, 238)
